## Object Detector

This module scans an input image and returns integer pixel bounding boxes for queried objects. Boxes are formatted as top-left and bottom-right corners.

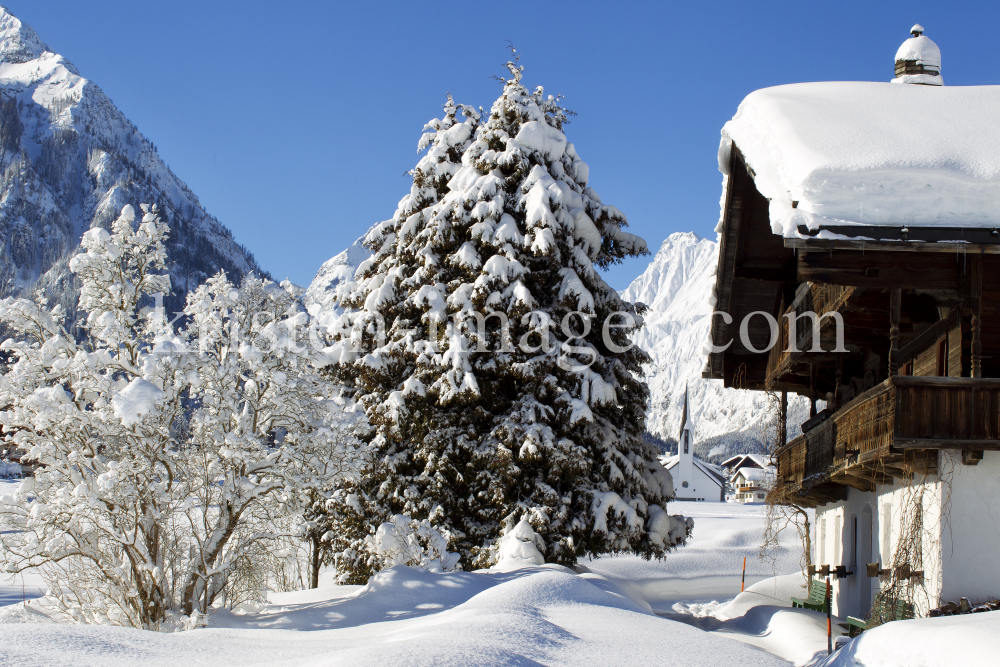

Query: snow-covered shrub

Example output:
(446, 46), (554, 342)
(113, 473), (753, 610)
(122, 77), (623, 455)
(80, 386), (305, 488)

(0, 205), (358, 629)
(493, 518), (546, 571)
(369, 514), (460, 572)
(319, 66), (691, 579)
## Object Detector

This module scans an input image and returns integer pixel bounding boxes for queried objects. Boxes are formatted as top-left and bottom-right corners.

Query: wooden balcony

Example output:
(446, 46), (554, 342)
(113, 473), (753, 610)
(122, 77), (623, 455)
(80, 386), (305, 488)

(773, 376), (1000, 506)
(766, 283), (858, 387)
(773, 414), (846, 506)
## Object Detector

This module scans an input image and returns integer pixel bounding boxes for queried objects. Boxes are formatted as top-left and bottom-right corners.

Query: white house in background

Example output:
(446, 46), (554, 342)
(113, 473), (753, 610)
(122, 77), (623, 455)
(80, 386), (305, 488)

(661, 386), (725, 501)
(722, 454), (776, 503)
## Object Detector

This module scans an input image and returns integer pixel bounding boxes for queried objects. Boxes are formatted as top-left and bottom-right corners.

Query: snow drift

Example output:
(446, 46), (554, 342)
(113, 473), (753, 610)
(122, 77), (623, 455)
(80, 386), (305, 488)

(1, 565), (789, 667)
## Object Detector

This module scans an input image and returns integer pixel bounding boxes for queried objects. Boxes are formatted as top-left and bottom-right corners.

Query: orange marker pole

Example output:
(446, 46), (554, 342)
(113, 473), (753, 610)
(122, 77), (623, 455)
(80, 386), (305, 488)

(741, 556), (747, 592)
(826, 575), (833, 655)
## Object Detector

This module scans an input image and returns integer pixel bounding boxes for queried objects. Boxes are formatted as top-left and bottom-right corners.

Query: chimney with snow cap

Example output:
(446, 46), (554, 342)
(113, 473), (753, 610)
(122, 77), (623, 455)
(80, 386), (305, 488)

(892, 24), (943, 85)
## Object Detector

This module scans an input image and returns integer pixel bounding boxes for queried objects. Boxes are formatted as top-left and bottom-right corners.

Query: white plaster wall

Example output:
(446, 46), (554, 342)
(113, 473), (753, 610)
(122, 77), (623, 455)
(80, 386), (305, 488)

(813, 487), (878, 618)
(939, 450), (1000, 604)
(809, 451), (1000, 617)
(674, 463), (722, 501)
(813, 469), (946, 619)
(873, 472), (944, 618)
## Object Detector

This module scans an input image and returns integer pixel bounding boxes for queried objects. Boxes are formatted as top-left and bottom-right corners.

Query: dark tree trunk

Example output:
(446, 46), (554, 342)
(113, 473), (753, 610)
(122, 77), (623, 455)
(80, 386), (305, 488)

(310, 534), (321, 589)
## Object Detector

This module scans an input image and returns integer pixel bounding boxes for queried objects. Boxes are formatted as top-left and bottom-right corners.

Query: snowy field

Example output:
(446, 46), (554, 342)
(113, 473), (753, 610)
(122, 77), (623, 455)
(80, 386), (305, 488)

(2, 497), (998, 666)
(586, 501), (803, 613)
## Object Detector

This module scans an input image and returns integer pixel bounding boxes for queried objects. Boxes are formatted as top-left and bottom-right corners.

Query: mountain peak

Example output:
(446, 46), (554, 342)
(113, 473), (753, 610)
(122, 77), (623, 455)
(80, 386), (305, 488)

(0, 5), (50, 65)
(0, 4), (266, 324)
(621, 232), (810, 460)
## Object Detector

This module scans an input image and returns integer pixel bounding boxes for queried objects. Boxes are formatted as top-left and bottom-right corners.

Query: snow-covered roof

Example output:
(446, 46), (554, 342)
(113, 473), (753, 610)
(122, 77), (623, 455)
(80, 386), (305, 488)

(722, 453), (768, 471)
(719, 82), (1000, 238)
(695, 459), (725, 486)
(660, 455), (725, 488)
(734, 467), (765, 483)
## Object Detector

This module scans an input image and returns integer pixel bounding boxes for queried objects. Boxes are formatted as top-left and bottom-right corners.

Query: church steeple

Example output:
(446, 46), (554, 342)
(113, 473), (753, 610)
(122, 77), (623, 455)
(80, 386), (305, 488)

(678, 383), (693, 456)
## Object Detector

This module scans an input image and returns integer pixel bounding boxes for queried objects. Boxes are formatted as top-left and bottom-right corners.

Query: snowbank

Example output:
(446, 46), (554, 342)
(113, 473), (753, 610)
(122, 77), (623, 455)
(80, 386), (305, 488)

(0, 569), (46, 608)
(717, 605), (835, 666)
(716, 572), (807, 619)
(2, 565), (787, 667)
(720, 82), (1000, 236)
(659, 574), (839, 666)
(820, 611), (1000, 667)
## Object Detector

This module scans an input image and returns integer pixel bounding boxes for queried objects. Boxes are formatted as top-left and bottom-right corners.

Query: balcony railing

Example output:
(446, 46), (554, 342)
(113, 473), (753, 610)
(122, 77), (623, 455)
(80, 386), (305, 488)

(773, 376), (1000, 503)
(889, 376), (1000, 446)
(833, 381), (896, 465)
(774, 417), (835, 488)
(767, 283), (857, 384)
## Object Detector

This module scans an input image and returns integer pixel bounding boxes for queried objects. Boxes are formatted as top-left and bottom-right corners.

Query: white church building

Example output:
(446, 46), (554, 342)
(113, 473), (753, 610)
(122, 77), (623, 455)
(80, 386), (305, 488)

(661, 387), (725, 502)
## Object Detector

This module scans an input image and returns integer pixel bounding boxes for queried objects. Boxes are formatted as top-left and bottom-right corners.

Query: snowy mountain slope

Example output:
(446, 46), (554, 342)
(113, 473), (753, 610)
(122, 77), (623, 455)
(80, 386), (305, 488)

(305, 233), (369, 307)
(0, 7), (265, 321)
(621, 232), (809, 461)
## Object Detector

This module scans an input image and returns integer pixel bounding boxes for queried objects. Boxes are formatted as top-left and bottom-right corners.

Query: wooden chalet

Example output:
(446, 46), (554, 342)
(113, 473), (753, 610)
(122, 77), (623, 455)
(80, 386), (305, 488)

(705, 27), (1000, 618)
(707, 141), (1000, 507)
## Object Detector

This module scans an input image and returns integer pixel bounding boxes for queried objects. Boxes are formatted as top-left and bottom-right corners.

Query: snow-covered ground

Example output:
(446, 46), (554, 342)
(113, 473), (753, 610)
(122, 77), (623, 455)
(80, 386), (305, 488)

(3, 498), (996, 666)
(586, 501), (804, 613)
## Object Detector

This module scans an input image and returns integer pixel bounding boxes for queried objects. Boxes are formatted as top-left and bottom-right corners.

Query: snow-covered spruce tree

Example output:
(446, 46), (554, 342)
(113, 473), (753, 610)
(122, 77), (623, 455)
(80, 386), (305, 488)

(313, 94), (481, 583)
(0, 205), (356, 628)
(322, 65), (692, 579)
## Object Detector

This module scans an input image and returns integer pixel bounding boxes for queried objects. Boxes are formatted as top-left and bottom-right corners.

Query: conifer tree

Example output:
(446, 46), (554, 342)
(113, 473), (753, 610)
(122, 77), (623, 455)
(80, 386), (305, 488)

(322, 66), (691, 580)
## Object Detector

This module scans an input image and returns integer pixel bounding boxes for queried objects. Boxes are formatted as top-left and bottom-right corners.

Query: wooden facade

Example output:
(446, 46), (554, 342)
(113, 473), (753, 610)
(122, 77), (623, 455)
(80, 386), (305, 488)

(708, 142), (1000, 506)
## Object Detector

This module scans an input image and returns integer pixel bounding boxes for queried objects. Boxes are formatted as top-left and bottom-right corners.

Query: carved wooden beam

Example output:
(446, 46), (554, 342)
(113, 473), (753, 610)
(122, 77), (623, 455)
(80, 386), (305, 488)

(894, 438), (1000, 451)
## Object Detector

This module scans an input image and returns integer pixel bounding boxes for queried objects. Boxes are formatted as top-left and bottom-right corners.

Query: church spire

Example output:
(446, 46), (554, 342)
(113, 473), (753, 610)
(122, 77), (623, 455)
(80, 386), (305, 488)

(678, 382), (693, 440)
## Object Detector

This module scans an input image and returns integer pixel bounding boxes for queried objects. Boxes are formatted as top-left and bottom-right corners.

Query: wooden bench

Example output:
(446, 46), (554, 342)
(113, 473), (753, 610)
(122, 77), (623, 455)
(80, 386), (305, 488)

(841, 598), (915, 637)
(791, 579), (829, 612)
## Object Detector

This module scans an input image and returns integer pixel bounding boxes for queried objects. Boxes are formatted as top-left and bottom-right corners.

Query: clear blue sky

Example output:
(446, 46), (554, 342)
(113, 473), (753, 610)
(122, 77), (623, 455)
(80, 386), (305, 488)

(8, 1), (999, 289)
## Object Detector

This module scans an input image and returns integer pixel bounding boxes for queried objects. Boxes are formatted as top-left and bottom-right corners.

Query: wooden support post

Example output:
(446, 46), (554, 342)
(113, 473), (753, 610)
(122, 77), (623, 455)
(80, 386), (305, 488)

(809, 363), (817, 418)
(780, 390), (788, 447)
(889, 288), (901, 377)
(971, 253), (982, 378)
(834, 352), (843, 410)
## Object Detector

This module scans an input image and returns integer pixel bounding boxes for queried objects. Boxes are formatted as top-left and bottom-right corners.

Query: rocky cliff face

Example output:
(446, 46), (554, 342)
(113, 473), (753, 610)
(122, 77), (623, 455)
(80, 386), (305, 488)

(0, 6), (265, 326)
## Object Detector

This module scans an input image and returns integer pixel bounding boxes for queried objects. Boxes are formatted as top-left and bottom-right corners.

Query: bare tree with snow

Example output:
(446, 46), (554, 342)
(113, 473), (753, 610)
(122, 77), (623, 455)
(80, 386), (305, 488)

(0, 205), (358, 628)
